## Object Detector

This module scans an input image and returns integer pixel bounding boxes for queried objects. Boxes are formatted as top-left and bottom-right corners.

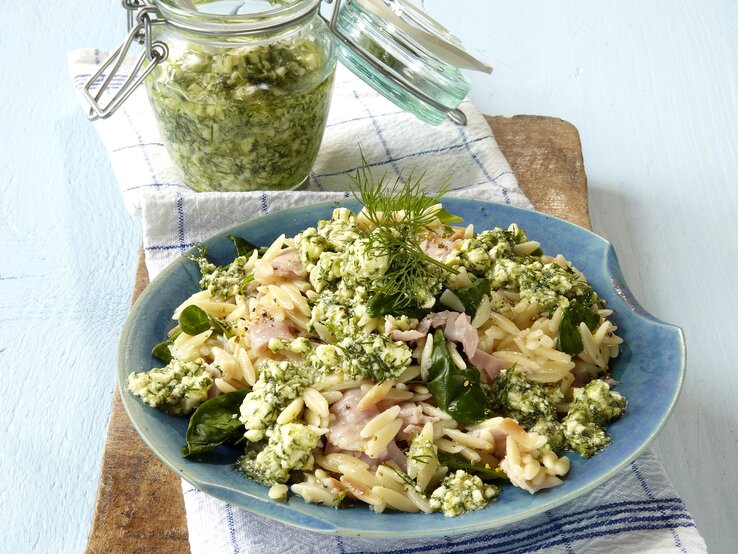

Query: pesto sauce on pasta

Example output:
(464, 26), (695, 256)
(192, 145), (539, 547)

(128, 200), (626, 517)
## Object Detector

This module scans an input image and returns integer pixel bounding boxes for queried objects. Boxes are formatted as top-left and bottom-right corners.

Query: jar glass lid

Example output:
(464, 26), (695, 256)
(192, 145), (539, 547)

(326, 0), (491, 125)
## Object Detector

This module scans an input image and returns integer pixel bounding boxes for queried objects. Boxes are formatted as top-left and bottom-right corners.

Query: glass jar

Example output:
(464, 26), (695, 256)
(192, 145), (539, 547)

(83, 0), (490, 192)
(91, 0), (336, 192)
(147, 1), (336, 192)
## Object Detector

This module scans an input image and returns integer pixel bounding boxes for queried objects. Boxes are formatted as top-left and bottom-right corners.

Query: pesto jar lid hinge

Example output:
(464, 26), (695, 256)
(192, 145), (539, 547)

(83, 3), (168, 121)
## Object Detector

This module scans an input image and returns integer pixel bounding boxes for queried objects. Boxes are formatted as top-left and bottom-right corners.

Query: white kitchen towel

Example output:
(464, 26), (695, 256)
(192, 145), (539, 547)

(68, 48), (705, 553)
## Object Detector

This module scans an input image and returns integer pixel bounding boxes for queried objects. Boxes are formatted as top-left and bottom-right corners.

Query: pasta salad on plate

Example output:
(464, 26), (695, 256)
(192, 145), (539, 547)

(128, 165), (626, 517)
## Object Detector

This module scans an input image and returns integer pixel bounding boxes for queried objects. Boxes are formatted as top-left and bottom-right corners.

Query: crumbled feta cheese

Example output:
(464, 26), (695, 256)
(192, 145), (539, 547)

(239, 360), (306, 442)
(339, 237), (389, 287)
(446, 225), (600, 312)
(563, 379), (626, 457)
(490, 368), (566, 453)
(429, 470), (500, 517)
(240, 423), (322, 484)
(337, 334), (411, 381)
(128, 359), (212, 415)
(195, 254), (254, 300)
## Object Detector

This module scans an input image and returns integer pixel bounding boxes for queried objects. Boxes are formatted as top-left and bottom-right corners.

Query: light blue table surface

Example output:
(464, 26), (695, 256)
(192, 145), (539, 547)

(1, 1), (735, 552)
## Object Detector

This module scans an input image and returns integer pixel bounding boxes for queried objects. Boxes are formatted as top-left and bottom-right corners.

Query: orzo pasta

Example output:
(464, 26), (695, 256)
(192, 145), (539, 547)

(128, 170), (626, 517)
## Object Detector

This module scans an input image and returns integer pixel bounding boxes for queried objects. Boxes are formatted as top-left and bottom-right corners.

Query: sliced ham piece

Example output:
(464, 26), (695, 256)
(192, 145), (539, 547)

(388, 401), (439, 441)
(469, 349), (510, 382)
(327, 389), (379, 452)
(443, 312), (479, 356)
(415, 319), (431, 335)
(489, 426), (509, 459)
(270, 247), (307, 279)
(327, 389), (408, 469)
(249, 316), (295, 357)
(420, 236), (456, 262)
(383, 441), (408, 471)
(422, 311), (452, 328)
(419, 311), (478, 357)
(418, 311), (510, 382)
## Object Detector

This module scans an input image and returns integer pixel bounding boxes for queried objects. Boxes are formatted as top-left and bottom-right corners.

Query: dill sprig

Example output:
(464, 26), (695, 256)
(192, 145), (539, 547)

(349, 155), (458, 317)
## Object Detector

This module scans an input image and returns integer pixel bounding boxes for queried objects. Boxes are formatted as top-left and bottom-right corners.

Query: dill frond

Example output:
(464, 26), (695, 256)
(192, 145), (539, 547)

(348, 155), (458, 317)
(349, 154), (449, 232)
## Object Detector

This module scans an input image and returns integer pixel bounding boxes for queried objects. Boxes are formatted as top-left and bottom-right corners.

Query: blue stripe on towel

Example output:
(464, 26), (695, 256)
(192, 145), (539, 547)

(631, 461), (686, 553)
(175, 192), (186, 249)
(545, 510), (574, 554)
(225, 503), (241, 554)
(122, 107), (159, 189)
(495, 522), (697, 554)
(326, 109), (406, 129)
(346, 498), (689, 554)
(351, 90), (401, 177)
(457, 125), (510, 205)
(144, 243), (196, 252)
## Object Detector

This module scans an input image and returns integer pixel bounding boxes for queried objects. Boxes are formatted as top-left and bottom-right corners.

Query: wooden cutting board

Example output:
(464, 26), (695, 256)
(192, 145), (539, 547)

(85, 115), (590, 554)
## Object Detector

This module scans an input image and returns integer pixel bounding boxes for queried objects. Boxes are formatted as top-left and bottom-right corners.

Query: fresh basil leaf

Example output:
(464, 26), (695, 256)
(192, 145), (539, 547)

(228, 235), (260, 258)
(437, 207), (463, 225)
(179, 305), (211, 335)
(209, 315), (234, 339)
(181, 390), (247, 458)
(238, 274), (255, 293)
(445, 277), (490, 317)
(151, 331), (181, 363)
(179, 305), (233, 338)
(438, 451), (507, 480)
(367, 292), (431, 319)
(556, 301), (601, 355)
(427, 329), (489, 425)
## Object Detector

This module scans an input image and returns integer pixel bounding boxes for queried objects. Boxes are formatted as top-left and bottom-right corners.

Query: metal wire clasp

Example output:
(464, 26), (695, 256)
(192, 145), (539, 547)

(82, 3), (168, 121)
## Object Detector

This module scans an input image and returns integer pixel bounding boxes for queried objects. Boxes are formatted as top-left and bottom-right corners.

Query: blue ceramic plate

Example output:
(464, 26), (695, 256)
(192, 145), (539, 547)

(118, 198), (685, 538)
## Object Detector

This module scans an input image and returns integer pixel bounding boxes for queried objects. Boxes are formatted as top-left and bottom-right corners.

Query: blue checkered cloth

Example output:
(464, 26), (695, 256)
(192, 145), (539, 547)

(69, 49), (705, 554)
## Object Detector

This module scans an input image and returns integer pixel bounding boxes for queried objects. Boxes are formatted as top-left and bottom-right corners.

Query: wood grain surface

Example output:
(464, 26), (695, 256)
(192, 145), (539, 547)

(85, 114), (590, 554)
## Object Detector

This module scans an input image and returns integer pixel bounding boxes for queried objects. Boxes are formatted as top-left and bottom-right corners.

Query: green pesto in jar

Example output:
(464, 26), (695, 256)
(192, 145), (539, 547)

(146, 37), (335, 192)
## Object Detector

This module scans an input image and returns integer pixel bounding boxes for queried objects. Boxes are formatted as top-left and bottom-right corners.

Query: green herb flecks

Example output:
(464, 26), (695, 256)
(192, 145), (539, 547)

(366, 292), (431, 319)
(146, 37), (335, 192)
